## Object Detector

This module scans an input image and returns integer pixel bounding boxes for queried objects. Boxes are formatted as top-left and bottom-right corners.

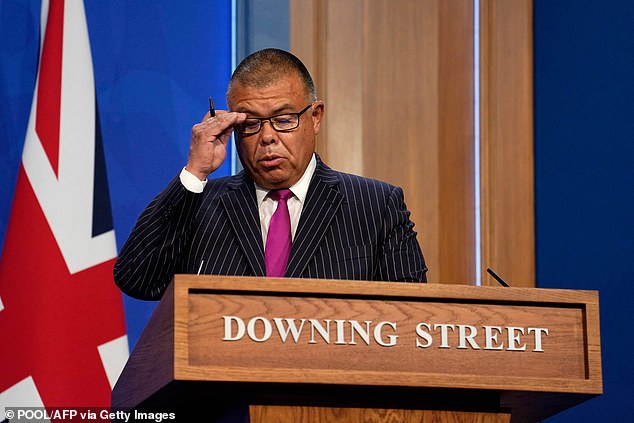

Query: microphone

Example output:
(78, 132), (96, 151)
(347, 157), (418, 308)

(486, 267), (510, 287)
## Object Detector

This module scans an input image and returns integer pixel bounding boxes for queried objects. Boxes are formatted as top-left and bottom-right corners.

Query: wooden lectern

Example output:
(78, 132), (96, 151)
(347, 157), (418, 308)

(112, 275), (602, 422)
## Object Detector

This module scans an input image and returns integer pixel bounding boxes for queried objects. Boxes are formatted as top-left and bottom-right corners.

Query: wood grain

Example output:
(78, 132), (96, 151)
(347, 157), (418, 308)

(112, 275), (602, 422)
(291, 1), (536, 287)
(479, 0), (535, 287)
(250, 405), (511, 423)
(174, 275), (602, 395)
(291, 0), (476, 284)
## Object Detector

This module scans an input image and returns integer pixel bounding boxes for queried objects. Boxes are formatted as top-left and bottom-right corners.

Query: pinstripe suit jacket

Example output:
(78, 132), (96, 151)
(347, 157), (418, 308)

(114, 156), (427, 300)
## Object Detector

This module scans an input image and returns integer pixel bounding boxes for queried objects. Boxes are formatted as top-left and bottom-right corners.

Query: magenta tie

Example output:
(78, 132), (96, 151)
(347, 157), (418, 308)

(265, 189), (293, 277)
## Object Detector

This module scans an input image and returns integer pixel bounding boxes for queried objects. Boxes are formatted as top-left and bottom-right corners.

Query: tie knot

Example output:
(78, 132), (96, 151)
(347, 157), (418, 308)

(268, 189), (293, 202)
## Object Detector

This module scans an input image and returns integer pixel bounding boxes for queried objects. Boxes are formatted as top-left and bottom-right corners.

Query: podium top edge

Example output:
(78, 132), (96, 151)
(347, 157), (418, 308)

(171, 274), (599, 304)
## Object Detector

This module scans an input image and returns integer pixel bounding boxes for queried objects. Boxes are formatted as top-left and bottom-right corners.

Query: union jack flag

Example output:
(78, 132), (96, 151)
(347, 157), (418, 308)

(0, 0), (128, 416)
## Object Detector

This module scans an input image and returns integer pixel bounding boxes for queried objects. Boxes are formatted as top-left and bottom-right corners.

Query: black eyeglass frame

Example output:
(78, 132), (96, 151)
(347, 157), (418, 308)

(234, 103), (314, 135)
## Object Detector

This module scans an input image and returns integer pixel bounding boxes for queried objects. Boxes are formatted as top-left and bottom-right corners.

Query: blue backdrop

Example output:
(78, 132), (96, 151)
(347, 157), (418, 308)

(0, 0), (233, 349)
(3, 1), (632, 420)
(535, 0), (634, 420)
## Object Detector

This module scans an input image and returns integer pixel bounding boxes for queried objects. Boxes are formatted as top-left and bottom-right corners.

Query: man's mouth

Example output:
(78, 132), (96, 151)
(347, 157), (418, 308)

(259, 155), (285, 167)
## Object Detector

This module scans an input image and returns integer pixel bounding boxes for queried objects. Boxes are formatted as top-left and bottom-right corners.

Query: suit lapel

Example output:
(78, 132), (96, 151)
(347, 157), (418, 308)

(220, 173), (266, 276)
(286, 159), (342, 278)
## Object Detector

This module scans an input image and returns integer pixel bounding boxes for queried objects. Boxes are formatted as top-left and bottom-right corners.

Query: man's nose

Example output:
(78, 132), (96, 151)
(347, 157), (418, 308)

(259, 120), (277, 144)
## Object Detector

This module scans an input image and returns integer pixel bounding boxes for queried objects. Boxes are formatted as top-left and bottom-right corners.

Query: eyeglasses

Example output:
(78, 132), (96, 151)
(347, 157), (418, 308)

(234, 104), (314, 135)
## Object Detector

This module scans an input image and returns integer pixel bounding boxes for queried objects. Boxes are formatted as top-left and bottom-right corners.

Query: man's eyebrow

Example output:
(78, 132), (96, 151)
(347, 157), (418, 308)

(235, 104), (297, 117)
(270, 104), (296, 115)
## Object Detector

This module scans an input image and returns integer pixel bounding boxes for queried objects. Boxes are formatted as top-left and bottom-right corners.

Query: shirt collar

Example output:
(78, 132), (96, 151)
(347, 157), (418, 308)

(255, 153), (317, 205)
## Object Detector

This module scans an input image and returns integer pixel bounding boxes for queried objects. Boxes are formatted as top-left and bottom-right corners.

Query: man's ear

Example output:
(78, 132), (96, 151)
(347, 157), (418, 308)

(312, 101), (325, 134)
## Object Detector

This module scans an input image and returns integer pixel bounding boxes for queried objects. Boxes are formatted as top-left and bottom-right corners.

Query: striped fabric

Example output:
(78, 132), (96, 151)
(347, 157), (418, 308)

(114, 156), (427, 300)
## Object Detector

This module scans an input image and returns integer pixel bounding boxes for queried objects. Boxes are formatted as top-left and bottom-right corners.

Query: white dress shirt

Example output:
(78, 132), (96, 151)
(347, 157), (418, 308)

(179, 154), (317, 247)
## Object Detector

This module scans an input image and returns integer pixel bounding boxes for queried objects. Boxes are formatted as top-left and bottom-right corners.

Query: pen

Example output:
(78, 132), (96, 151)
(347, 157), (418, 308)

(208, 96), (215, 117)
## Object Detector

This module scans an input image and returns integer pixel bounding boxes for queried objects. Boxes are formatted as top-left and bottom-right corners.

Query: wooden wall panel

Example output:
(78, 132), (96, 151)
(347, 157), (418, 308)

(290, 0), (534, 287)
(480, 0), (535, 287)
(437, 1), (476, 283)
(361, 1), (444, 282)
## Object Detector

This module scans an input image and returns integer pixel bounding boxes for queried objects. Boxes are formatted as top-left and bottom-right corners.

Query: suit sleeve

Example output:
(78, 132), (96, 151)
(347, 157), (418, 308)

(113, 175), (203, 300)
(376, 186), (428, 282)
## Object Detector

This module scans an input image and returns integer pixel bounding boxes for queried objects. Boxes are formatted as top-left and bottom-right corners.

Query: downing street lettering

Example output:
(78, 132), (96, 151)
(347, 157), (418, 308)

(221, 316), (549, 352)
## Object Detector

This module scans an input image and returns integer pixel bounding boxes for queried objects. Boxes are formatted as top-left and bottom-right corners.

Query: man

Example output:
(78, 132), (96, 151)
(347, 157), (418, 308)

(114, 48), (427, 300)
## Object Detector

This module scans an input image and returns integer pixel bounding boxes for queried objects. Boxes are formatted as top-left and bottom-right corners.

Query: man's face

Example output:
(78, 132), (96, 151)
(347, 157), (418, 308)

(227, 73), (324, 189)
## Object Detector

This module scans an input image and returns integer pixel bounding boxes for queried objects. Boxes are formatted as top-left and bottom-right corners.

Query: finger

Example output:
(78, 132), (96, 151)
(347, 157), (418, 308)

(202, 109), (229, 122)
(198, 112), (247, 140)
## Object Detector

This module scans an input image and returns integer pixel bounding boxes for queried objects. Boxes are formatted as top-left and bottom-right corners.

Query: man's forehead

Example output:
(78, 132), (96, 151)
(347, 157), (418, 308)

(228, 78), (308, 110)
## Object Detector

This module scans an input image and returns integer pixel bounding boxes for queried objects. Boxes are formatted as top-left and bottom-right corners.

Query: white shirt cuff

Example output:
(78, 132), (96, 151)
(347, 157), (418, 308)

(179, 167), (207, 193)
